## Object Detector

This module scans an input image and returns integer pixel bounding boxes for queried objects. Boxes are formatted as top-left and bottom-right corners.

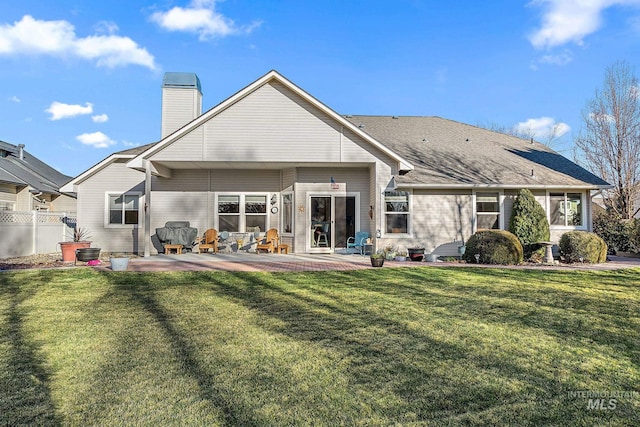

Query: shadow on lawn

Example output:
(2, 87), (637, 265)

(88, 273), (263, 427)
(191, 270), (575, 423)
(0, 271), (62, 426)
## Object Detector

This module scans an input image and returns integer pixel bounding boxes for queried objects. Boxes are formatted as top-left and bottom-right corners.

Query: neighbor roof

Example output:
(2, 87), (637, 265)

(0, 140), (73, 194)
(344, 115), (611, 189)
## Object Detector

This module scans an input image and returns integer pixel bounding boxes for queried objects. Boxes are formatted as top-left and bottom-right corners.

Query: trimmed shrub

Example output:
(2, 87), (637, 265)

(463, 230), (523, 265)
(509, 189), (550, 260)
(559, 231), (608, 263)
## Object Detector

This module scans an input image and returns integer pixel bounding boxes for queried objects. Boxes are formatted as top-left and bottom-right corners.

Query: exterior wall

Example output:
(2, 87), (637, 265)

(0, 184), (17, 209)
(16, 187), (32, 211)
(154, 81), (390, 165)
(294, 167), (371, 252)
(77, 159), (145, 254)
(377, 189), (473, 257)
(161, 86), (202, 139)
(50, 194), (77, 213)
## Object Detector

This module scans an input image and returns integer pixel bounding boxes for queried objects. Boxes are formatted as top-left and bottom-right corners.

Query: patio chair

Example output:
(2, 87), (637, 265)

(347, 231), (370, 255)
(256, 228), (279, 253)
(198, 228), (219, 254)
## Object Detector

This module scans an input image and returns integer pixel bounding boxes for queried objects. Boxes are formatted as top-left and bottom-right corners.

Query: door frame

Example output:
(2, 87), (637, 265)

(306, 191), (360, 253)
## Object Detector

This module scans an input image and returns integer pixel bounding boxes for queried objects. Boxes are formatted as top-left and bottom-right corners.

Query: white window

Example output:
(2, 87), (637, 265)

(106, 193), (140, 226)
(550, 192), (583, 227)
(476, 192), (500, 229)
(384, 190), (410, 234)
(282, 192), (293, 234)
(0, 200), (15, 211)
(216, 193), (268, 232)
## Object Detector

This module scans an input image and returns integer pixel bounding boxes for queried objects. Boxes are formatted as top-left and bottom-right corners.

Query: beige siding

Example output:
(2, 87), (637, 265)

(210, 169), (281, 192)
(153, 81), (393, 165)
(50, 194), (77, 213)
(154, 169), (209, 192)
(0, 184), (17, 207)
(377, 189), (473, 257)
(16, 188), (32, 211)
(282, 168), (296, 189)
(161, 87), (202, 138)
(77, 160), (145, 253)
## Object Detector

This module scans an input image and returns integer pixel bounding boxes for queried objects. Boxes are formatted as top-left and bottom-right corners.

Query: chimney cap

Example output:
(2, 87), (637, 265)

(162, 72), (202, 93)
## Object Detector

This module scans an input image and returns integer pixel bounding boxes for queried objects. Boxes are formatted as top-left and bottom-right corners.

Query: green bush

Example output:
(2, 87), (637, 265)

(559, 231), (608, 263)
(463, 230), (523, 265)
(508, 189), (550, 260)
(593, 211), (636, 253)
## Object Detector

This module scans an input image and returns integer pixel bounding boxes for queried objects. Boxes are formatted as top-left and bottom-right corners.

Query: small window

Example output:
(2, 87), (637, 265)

(550, 192), (583, 226)
(0, 200), (15, 211)
(108, 194), (139, 225)
(385, 191), (410, 234)
(476, 192), (499, 229)
(282, 192), (293, 234)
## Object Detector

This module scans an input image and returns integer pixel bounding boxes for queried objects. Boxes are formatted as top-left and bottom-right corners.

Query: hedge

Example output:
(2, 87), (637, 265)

(463, 230), (523, 265)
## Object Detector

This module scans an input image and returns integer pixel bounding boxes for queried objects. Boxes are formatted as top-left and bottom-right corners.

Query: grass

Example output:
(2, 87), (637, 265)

(0, 267), (639, 426)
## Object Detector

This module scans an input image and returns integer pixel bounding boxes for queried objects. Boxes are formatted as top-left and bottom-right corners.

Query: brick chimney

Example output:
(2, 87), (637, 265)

(161, 72), (203, 139)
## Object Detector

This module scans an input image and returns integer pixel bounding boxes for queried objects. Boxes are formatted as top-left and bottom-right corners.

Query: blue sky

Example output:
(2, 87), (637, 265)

(2, 0), (640, 177)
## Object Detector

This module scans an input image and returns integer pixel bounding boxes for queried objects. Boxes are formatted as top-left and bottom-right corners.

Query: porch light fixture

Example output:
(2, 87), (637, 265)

(369, 205), (374, 220)
(271, 194), (277, 205)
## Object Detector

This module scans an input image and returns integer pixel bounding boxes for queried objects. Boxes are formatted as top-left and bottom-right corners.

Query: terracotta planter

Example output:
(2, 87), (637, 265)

(59, 241), (91, 262)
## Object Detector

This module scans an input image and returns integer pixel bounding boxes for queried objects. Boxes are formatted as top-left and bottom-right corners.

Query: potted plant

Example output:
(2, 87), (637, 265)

(109, 253), (130, 271)
(407, 245), (425, 262)
(370, 251), (385, 267)
(59, 227), (92, 262)
(395, 248), (408, 261)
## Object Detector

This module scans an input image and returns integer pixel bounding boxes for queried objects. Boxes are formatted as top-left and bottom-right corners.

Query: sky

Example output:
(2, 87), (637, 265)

(2, 0), (640, 178)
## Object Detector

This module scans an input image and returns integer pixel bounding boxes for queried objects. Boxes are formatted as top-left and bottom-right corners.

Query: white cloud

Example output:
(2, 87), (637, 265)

(538, 50), (573, 65)
(76, 131), (116, 148)
(150, 0), (261, 40)
(0, 15), (156, 69)
(46, 101), (93, 120)
(92, 113), (109, 123)
(122, 140), (140, 147)
(9, 95), (20, 103)
(514, 117), (571, 140)
(528, 0), (640, 49)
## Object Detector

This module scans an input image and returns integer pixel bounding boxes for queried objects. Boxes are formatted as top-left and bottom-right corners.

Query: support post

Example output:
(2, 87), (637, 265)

(144, 160), (152, 257)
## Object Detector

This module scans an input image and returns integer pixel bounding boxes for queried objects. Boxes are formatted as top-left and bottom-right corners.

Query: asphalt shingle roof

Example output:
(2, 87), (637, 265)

(344, 115), (610, 188)
(0, 141), (72, 194)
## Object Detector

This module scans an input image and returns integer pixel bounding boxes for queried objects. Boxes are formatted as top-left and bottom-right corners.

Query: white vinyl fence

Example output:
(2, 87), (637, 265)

(0, 211), (76, 259)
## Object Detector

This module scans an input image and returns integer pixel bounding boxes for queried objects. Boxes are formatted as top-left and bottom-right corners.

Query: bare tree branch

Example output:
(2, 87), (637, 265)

(574, 60), (640, 219)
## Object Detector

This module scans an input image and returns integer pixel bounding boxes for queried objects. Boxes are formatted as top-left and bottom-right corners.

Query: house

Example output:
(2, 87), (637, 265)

(0, 141), (76, 212)
(60, 70), (611, 256)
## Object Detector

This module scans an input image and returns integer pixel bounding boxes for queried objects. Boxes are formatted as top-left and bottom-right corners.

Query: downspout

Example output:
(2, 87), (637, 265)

(144, 160), (152, 257)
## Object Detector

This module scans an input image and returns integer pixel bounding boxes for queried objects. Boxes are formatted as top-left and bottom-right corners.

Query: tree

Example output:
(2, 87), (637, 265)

(574, 60), (640, 219)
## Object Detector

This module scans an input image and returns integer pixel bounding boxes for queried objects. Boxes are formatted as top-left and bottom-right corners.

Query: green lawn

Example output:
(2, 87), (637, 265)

(1, 267), (638, 426)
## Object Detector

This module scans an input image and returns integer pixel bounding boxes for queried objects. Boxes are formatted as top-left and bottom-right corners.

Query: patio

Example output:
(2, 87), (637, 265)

(93, 252), (640, 273)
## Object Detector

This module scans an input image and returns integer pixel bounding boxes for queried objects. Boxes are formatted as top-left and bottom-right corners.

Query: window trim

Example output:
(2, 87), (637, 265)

(472, 190), (504, 232)
(546, 190), (587, 230)
(104, 191), (142, 228)
(382, 189), (412, 237)
(214, 192), (271, 233)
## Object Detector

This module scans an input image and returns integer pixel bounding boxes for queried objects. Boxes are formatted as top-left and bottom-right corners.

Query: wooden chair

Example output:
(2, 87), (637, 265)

(198, 229), (219, 254)
(256, 228), (279, 253)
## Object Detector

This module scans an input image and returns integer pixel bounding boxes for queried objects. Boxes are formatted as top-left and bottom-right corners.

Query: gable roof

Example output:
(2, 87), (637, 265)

(126, 70), (414, 173)
(0, 140), (73, 194)
(344, 116), (611, 189)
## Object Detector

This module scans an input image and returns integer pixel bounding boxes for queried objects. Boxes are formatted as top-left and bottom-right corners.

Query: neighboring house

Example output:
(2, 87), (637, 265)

(61, 70), (611, 256)
(0, 141), (76, 213)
